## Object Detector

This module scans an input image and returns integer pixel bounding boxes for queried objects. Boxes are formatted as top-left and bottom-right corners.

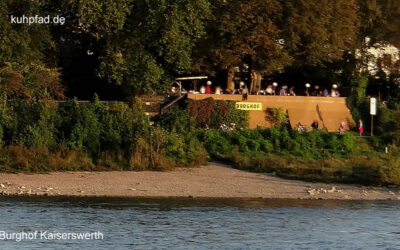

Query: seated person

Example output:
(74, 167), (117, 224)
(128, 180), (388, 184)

(265, 85), (273, 95)
(311, 120), (319, 129)
(279, 85), (288, 96)
(289, 87), (296, 96)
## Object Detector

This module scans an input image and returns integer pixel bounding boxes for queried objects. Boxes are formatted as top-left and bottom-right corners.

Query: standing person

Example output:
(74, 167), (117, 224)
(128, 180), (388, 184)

(311, 120), (319, 130)
(205, 85), (211, 94)
(242, 85), (248, 100)
(205, 81), (212, 94)
(358, 119), (364, 136)
(339, 121), (346, 135)
(279, 85), (287, 96)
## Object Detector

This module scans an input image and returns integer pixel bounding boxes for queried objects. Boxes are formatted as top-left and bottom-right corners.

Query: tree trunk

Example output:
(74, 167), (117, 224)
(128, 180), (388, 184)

(250, 70), (262, 94)
(227, 67), (235, 92)
(250, 70), (256, 94)
(255, 71), (262, 93)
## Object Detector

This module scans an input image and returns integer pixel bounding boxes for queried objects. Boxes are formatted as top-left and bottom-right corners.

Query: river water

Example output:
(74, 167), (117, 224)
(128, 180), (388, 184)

(0, 197), (399, 249)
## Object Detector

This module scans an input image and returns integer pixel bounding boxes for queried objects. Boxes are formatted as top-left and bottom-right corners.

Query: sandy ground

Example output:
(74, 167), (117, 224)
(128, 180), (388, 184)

(0, 162), (399, 200)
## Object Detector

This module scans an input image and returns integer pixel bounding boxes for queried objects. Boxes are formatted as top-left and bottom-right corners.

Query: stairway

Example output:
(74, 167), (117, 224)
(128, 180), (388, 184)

(138, 96), (163, 117)
(138, 94), (187, 117)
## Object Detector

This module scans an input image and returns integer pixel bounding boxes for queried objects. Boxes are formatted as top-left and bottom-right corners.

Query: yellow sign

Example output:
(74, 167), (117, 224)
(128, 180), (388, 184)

(235, 102), (262, 110)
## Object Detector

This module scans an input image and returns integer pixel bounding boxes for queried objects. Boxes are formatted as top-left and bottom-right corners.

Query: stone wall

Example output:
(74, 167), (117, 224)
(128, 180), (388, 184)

(187, 94), (355, 131)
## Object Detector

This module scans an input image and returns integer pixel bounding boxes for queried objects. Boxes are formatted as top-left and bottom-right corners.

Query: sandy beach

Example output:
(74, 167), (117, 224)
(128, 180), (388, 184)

(0, 162), (399, 200)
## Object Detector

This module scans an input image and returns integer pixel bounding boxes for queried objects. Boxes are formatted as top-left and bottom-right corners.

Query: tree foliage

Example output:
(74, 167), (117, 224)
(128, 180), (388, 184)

(281, 0), (359, 65)
(0, 1), (63, 100)
(1, 0), (400, 97)
(357, 0), (400, 47)
(97, 0), (211, 95)
(193, 0), (290, 74)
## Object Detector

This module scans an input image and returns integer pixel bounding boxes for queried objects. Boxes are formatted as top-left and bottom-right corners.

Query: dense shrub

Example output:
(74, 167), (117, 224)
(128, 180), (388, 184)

(0, 144), (94, 172)
(154, 105), (196, 133)
(266, 107), (289, 128)
(0, 96), (207, 172)
(197, 130), (232, 158)
(347, 74), (369, 128)
(200, 128), (357, 159)
(6, 100), (58, 148)
(187, 98), (215, 127)
(187, 98), (248, 129)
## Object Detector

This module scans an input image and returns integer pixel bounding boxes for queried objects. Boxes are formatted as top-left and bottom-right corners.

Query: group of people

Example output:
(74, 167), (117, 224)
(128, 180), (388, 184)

(296, 119), (364, 136)
(198, 82), (224, 95)
(264, 85), (340, 97)
(196, 82), (251, 100)
(296, 120), (320, 132)
(194, 82), (341, 98)
(339, 120), (364, 136)
(305, 85), (341, 97)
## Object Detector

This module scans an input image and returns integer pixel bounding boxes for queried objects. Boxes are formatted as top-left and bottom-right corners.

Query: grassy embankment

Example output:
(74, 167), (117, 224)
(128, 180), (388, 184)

(163, 98), (400, 186)
(200, 129), (400, 186)
(1, 96), (400, 187)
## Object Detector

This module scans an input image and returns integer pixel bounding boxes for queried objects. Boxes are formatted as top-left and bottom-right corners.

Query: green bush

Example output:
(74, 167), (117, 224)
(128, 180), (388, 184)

(225, 101), (249, 129)
(200, 128), (356, 159)
(347, 74), (369, 127)
(154, 105), (196, 133)
(187, 98), (248, 129)
(266, 107), (289, 128)
(6, 100), (58, 149)
(198, 130), (232, 158)
(0, 96), (207, 172)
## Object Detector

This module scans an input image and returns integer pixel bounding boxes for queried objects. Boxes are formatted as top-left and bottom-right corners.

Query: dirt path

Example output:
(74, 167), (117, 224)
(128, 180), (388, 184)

(0, 162), (399, 200)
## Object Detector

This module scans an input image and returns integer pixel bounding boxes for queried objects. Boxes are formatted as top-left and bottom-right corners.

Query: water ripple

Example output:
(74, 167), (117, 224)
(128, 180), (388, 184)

(0, 197), (399, 249)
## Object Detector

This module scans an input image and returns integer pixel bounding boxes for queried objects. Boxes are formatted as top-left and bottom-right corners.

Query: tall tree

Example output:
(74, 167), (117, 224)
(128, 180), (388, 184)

(355, 0), (400, 74)
(0, 0), (63, 100)
(270, 0), (360, 89)
(280, 0), (359, 66)
(358, 0), (400, 47)
(97, 0), (211, 96)
(41, 0), (133, 99)
(193, 0), (291, 91)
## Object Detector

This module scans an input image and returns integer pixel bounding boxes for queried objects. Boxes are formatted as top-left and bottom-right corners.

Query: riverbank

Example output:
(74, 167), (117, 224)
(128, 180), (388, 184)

(0, 162), (399, 200)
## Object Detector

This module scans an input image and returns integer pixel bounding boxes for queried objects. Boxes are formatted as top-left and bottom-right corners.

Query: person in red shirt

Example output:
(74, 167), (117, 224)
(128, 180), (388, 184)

(339, 121), (346, 135)
(205, 81), (212, 94)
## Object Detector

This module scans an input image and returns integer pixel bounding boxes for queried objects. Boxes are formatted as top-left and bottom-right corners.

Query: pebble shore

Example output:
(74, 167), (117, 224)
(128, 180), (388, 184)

(0, 163), (399, 200)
